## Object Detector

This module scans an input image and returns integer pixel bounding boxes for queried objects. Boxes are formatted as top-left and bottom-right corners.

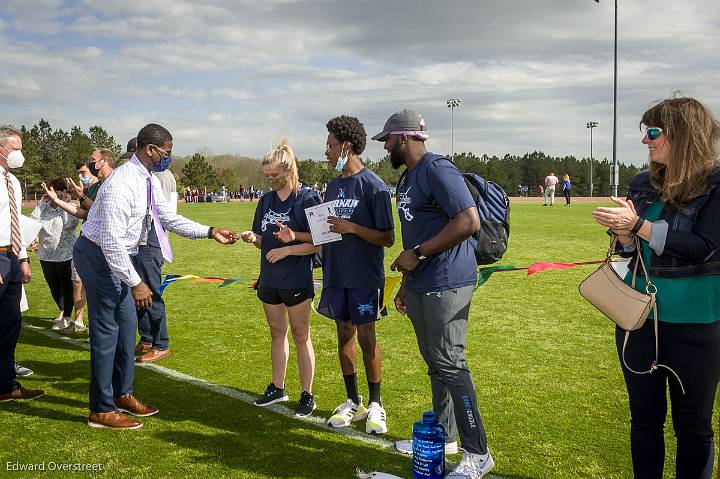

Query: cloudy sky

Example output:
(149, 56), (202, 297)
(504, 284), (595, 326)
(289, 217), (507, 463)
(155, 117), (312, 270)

(1, 0), (718, 167)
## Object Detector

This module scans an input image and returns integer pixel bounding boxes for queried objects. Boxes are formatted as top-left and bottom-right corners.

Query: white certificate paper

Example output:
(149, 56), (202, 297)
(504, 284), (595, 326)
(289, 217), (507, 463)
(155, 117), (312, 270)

(305, 201), (342, 246)
(20, 215), (42, 245)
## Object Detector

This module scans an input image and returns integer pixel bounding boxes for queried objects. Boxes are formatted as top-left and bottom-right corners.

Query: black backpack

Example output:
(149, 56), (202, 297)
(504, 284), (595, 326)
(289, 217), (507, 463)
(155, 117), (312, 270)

(397, 154), (510, 264)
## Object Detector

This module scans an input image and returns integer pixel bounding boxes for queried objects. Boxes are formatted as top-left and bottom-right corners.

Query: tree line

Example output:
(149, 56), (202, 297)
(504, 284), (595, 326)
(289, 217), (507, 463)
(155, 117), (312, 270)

(14, 119), (642, 199)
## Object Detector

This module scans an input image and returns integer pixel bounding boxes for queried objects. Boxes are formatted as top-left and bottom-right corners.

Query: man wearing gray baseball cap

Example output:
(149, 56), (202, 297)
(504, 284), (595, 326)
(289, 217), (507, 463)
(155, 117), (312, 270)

(370, 109), (430, 143)
(375, 110), (494, 479)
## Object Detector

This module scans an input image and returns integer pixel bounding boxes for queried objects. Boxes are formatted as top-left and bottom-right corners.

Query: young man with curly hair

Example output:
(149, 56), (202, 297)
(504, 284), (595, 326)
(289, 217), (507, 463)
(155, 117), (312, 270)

(320, 115), (395, 434)
(277, 115), (395, 432)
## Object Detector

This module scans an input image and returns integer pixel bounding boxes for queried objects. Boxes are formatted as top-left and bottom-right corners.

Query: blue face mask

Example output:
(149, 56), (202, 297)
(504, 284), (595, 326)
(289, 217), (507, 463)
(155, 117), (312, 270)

(335, 147), (348, 172)
(153, 154), (173, 172)
(79, 176), (91, 186)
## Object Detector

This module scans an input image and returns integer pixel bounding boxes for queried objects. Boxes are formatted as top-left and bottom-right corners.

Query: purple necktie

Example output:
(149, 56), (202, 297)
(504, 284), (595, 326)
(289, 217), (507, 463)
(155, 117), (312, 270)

(147, 177), (173, 262)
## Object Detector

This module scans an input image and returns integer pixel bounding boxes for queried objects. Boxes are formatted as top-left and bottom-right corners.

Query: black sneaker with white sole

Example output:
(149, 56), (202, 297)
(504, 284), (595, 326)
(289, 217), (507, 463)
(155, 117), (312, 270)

(254, 383), (289, 407)
(294, 391), (316, 417)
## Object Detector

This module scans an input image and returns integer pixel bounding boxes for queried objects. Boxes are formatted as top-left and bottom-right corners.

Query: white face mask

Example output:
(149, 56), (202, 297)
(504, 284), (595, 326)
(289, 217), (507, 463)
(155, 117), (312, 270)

(335, 145), (348, 172)
(0, 145), (25, 169)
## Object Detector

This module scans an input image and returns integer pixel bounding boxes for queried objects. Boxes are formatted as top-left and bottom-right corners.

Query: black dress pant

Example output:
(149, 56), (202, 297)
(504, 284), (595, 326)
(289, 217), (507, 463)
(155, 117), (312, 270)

(0, 251), (22, 393)
(616, 319), (720, 479)
(40, 259), (73, 317)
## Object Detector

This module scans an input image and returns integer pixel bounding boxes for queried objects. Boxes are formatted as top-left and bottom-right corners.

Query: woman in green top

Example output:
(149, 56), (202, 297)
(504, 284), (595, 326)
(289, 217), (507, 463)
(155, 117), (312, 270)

(592, 96), (720, 479)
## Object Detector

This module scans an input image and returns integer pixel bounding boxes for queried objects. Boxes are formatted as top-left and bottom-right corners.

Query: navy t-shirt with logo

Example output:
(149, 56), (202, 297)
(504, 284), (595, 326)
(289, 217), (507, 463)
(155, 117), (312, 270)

(252, 190), (320, 289)
(397, 153), (477, 293)
(323, 167), (394, 290)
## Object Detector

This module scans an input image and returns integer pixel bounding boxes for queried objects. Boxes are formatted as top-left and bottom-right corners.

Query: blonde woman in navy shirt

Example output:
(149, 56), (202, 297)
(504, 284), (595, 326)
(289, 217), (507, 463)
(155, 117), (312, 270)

(240, 139), (321, 417)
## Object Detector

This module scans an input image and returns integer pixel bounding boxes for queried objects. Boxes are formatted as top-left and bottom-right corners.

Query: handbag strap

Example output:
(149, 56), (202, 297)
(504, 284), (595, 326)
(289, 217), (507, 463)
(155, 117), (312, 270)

(616, 238), (686, 394)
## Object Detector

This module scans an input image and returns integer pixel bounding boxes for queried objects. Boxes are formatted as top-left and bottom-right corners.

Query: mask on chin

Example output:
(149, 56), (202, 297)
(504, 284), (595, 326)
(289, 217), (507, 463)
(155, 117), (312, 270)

(335, 146), (348, 172)
(80, 176), (92, 186)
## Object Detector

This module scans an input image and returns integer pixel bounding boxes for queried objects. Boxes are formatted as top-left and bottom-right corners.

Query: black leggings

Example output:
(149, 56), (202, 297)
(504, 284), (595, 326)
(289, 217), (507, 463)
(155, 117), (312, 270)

(40, 259), (73, 317)
(616, 320), (720, 479)
(564, 189), (571, 205)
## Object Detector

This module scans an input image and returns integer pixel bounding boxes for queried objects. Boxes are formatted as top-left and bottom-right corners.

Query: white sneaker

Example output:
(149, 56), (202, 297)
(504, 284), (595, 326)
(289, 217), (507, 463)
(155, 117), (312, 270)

(73, 321), (86, 332)
(365, 402), (387, 434)
(327, 396), (368, 428)
(51, 317), (70, 330)
(395, 439), (458, 456)
(446, 451), (494, 479)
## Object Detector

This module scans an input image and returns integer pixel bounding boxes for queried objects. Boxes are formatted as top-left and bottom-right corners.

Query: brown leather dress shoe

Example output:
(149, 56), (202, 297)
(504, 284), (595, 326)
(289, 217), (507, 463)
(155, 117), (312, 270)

(136, 348), (171, 363)
(115, 393), (159, 417)
(0, 387), (45, 402)
(88, 410), (142, 430)
(135, 342), (152, 355)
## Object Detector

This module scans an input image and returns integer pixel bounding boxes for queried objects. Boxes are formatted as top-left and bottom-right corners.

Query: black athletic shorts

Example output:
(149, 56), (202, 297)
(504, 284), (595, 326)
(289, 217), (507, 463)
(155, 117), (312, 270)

(257, 286), (315, 307)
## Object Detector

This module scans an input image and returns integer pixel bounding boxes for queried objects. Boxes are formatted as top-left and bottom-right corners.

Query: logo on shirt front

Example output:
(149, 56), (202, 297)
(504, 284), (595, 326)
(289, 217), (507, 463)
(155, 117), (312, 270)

(397, 187), (414, 222)
(261, 208), (291, 232)
(357, 302), (375, 316)
(331, 188), (359, 219)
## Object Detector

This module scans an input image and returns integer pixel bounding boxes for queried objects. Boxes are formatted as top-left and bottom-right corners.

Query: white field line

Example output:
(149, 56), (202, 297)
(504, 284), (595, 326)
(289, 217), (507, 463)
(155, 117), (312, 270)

(23, 322), (504, 478)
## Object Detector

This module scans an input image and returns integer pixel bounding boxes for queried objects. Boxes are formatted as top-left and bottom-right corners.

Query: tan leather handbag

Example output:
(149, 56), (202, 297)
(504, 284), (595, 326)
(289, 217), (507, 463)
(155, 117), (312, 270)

(579, 236), (655, 331)
(579, 236), (685, 393)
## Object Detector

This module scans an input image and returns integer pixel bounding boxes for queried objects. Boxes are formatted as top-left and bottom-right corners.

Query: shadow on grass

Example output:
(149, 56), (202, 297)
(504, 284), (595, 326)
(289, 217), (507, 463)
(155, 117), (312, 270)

(140, 370), (410, 478)
(13, 328), (411, 478)
(19, 317), (89, 352)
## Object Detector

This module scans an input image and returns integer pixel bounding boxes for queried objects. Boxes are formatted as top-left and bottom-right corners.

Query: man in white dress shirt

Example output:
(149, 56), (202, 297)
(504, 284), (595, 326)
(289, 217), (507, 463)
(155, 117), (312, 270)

(74, 123), (236, 429)
(0, 125), (45, 402)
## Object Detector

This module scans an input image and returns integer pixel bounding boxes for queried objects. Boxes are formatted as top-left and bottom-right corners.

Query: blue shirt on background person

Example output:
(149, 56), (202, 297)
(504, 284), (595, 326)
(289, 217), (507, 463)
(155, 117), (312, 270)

(396, 154), (477, 292)
(323, 168), (394, 290)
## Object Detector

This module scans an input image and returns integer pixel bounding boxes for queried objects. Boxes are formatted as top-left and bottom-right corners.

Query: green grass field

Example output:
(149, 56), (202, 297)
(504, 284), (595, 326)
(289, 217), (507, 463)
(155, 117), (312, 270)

(4, 200), (717, 478)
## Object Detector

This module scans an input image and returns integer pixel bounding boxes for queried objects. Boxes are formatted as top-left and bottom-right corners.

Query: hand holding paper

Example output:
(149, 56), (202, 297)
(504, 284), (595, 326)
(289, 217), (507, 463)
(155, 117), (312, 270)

(305, 201), (342, 246)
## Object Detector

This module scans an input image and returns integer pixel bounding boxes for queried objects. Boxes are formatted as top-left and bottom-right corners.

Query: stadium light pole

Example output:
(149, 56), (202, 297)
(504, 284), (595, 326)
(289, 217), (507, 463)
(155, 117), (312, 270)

(447, 98), (462, 158)
(594, 0), (618, 196)
(586, 122), (598, 197)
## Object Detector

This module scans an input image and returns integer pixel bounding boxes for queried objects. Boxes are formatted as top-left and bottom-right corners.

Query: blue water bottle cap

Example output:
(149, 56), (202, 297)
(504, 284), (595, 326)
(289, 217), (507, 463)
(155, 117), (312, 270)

(422, 411), (436, 424)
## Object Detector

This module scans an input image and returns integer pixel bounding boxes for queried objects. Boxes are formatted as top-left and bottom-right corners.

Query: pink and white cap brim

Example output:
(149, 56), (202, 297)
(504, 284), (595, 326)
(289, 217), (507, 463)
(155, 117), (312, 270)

(390, 131), (430, 140)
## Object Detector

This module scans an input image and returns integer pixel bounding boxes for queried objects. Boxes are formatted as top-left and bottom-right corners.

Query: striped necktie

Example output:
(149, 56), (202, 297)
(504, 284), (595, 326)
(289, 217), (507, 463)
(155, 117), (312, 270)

(4, 171), (21, 255)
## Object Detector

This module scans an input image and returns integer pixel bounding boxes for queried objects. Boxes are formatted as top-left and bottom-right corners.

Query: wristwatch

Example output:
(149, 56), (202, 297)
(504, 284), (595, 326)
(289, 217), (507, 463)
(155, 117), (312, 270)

(79, 195), (87, 203)
(413, 244), (426, 260)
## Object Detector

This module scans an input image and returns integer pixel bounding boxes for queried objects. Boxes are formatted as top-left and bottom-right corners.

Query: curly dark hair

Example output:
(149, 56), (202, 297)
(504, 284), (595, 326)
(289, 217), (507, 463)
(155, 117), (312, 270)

(326, 115), (366, 155)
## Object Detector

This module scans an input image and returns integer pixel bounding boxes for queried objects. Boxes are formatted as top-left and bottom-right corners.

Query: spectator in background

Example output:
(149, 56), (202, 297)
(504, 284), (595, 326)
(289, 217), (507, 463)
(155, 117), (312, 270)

(562, 174), (572, 206)
(249, 184), (255, 202)
(120, 137), (137, 161)
(544, 172), (559, 206)
(43, 149), (117, 333)
(135, 145), (178, 363)
(32, 178), (79, 332)
(70, 159), (97, 327)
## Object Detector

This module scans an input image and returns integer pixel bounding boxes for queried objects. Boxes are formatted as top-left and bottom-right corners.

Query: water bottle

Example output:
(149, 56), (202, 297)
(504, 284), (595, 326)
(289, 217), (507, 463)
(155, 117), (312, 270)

(412, 411), (445, 479)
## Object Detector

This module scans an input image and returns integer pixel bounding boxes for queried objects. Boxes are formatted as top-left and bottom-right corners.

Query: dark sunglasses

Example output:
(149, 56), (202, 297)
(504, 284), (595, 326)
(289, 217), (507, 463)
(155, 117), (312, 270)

(643, 126), (663, 141)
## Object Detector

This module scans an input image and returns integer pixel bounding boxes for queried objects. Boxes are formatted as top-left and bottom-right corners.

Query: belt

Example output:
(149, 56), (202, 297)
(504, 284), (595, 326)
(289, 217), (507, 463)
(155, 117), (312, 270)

(0, 245), (13, 253)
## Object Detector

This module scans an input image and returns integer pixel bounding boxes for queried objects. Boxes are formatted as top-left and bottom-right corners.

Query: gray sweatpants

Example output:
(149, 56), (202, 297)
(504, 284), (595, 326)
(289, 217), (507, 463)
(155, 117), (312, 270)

(405, 285), (489, 455)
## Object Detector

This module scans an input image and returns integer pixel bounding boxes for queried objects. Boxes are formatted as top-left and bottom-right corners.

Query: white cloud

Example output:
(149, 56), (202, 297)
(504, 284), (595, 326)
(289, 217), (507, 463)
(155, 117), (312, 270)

(0, 0), (717, 168)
